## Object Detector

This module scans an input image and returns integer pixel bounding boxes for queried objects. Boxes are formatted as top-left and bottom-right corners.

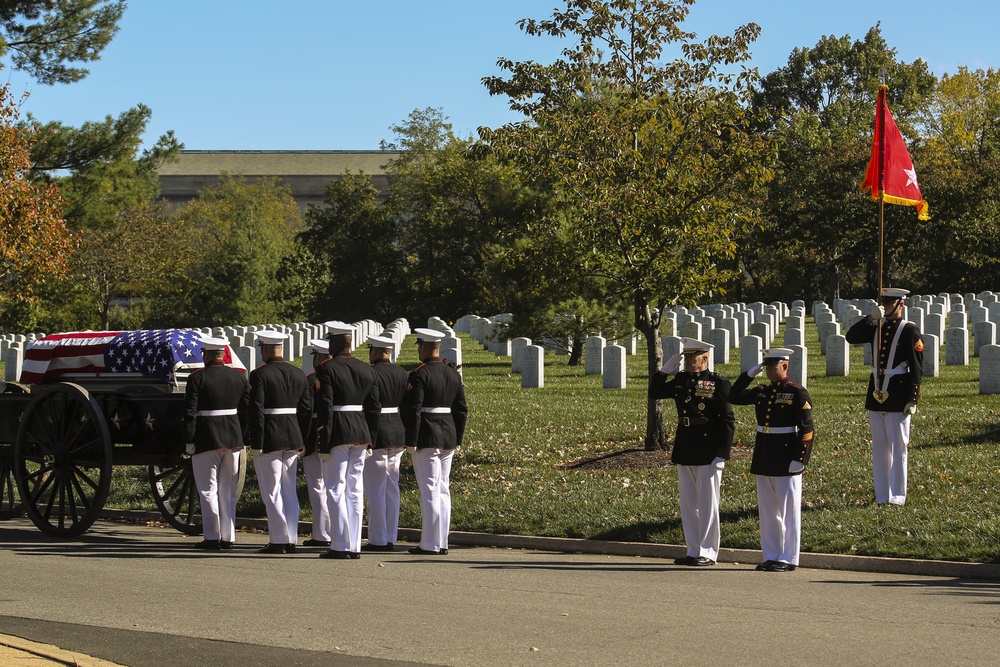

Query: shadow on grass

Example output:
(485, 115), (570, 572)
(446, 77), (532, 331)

(590, 507), (758, 543)
(819, 577), (1000, 603)
(913, 420), (1000, 450)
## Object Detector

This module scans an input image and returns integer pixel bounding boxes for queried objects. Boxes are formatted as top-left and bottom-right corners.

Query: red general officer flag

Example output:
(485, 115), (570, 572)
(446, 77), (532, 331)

(860, 85), (930, 220)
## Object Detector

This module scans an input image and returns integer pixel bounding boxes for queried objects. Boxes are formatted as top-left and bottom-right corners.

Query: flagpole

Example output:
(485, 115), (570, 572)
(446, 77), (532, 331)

(876, 85), (886, 380)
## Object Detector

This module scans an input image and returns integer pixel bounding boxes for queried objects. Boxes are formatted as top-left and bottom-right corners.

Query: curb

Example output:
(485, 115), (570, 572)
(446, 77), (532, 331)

(0, 633), (125, 667)
(97, 508), (1000, 580)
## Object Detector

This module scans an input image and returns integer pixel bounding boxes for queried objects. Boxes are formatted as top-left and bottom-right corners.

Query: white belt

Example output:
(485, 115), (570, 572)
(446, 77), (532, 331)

(421, 407), (451, 414)
(263, 408), (298, 415)
(874, 362), (909, 377)
(757, 425), (797, 434)
(331, 405), (363, 412)
(380, 407), (399, 414)
(196, 409), (238, 417)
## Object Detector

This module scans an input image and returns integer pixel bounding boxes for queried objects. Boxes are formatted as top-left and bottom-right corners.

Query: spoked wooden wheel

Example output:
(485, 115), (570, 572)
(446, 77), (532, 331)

(0, 451), (23, 519)
(148, 448), (247, 535)
(14, 383), (113, 537)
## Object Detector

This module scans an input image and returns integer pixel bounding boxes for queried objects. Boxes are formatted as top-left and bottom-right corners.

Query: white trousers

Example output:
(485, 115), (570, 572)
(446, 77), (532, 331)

(756, 474), (802, 566)
(302, 452), (330, 541)
(323, 444), (367, 553)
(192, 449), (240, 542)
(253, 450), (300, 544)
(363, 447), (404, 546)
(676, 464), (723, 560)
(412, 448), (454, 552)
(869, 411), (910, 505)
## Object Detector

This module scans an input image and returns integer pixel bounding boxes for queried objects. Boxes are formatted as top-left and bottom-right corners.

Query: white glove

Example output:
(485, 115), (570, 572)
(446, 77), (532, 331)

(747, 363), (764, 378)
(711, 457), (725, 470)
(870, 304), (885, 320)
(788, 461), (805, 474)
(903, 402), (917, 416)
(660, 353), (682, 375)
(184, 442), (195, 456)
(318, 451), (331, 463)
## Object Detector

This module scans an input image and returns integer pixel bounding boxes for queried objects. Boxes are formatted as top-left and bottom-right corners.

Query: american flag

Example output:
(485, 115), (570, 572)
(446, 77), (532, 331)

(21, 329), (245, 385)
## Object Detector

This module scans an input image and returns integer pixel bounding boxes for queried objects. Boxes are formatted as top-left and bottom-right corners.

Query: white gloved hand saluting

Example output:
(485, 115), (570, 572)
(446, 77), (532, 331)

(788, 461), (805, 474)
(869, 304), (885, 321)
(747, 363), (764, 378)
(660, 353), (682, 375)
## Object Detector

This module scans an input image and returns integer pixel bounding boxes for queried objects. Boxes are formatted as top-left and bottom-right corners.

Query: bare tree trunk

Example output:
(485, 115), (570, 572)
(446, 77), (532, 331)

(568, 335), (584, 366)
(635, 293), (668, 451)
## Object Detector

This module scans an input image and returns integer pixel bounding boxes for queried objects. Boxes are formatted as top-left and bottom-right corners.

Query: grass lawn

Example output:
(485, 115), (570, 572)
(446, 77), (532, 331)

(6, 317), (1000, 562)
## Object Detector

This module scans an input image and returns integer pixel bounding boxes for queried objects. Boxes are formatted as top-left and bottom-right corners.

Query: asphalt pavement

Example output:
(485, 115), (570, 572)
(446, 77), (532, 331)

(2, 516), (999, 667)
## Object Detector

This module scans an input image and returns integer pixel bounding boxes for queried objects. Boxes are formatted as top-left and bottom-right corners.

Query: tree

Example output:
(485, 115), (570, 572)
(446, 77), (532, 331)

(481, 0), (770, 450)
(910, 67), (1000, 291)
(0, 80), (71, 329)
(382, 107), (541, 325)
(299, 170), (407, 323)
(0, 0), (125, 84)
(174, 174), (302, 326)
(746, 25), (935, 301)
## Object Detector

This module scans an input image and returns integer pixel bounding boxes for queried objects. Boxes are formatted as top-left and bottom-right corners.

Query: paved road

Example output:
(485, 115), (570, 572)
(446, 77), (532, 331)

(1, 518), (999, 666)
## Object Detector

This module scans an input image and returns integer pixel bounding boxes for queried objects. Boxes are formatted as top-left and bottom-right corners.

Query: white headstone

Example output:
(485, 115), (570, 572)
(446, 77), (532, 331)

(945, 327), (969, 366)
(585, 336), (606, 375)
(783, 328), (805, 347)
(788, 344), (808, 388)
(819, 321), (841, 356)
(4, 344), (23, 382)
(511, 337), (532, 374)
(974, 320), (996, 358)
(237, 345), (257, 372)
(661, 335), (682, 360)
(979, 345), (1000, 394)
(706, 328), (730, 364)
(522, 345), (544, 388)
(603, 345), (626, 389)
(922, 333), (940, 378)
(825, 335), (850, 377)
(948, 311), (968, 330)
(740, 335), (763, 373)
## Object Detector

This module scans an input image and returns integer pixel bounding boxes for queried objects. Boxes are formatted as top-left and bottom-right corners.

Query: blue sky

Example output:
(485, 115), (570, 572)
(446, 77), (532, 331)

(3, 0), (997, 151)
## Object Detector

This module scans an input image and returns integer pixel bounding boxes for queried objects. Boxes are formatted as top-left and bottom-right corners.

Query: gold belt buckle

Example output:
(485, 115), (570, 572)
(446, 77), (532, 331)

(873, 390), (889, 404)
(761, 426), (771, 434)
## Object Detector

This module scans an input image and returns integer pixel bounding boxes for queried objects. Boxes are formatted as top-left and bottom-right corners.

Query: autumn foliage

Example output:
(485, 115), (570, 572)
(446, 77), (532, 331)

(0, 82), (73, 308)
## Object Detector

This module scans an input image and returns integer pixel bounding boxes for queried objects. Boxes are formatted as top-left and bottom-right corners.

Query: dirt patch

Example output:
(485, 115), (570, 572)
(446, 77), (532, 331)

(557, 442), (753, 471)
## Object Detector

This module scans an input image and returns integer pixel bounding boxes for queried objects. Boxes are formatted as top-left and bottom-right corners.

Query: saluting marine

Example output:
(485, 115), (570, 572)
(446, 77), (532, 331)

(729, 347), (814, 572)
(649, 337), (734, 567)
(184, 335), (249, 551)
(845, 287), (923, 505)
(402, 328), (468, 556)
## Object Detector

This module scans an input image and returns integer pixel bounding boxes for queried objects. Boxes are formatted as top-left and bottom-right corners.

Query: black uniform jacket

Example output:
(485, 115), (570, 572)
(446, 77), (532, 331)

(315, 353), (381, 452)
(730, 373), (814, 477)
(248, 356), (312, 453)
(402, 357), (468, 450)
(649, 369), (735, 465)
(845, 317), (923, 412)
(184, 361), (250, 453)
(372, 359), (408, 449)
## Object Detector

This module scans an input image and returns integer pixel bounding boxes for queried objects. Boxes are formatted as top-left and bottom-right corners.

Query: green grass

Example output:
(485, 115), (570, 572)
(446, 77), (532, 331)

(10, 321), (1000, 562)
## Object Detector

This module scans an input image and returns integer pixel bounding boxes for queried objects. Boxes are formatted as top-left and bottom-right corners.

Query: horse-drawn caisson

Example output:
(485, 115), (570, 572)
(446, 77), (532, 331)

(0, 330), (246, 537)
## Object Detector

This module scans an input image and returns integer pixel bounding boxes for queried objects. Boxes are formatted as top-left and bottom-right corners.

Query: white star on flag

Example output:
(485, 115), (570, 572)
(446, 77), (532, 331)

(904, 167), (918, 188)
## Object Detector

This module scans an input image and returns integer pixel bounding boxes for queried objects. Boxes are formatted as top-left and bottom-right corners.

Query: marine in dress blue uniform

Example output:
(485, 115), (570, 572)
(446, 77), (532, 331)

(301, 338), (332, 547)
(315, 321), (381, 559)
(363, 334), (408, 552)
(649, 338), (734, 566)
(729, 348), (814, 572)
(184, 336), (249, 550)
(845, 287), (923, 505)
(403, 328), (468, 556)
(249, 330), (312, 554)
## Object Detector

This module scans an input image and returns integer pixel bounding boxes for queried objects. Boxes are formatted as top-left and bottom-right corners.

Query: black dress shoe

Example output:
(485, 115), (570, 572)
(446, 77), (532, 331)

(258, 543), (286, 554)
(756, 560), (777, 571)
(285, 544), (297, 554)
(349, 552), (361, 559)
(303, 539), (331, 547)
(768, 562), (795, 572)
(319, 550), (351, 559)
(408, 547), (440, 555)
(439, 548), (448, 555)
(362, 543), (395, 552)
(195, 539), (221, 551)
(219, 541), (234, 550)
(673, 555), (696, 566)
(691, 557), (716, 566)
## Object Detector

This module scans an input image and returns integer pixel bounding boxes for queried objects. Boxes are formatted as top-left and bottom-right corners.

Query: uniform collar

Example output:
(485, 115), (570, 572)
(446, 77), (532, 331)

(266, 356), (286, 364)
